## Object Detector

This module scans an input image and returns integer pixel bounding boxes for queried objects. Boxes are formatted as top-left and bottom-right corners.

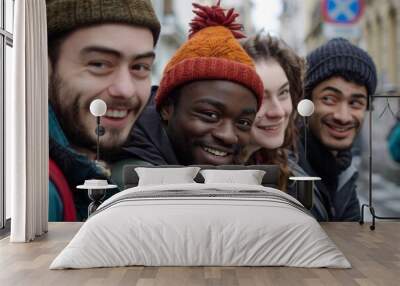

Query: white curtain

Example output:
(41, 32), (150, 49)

(8, 0), (48, 242)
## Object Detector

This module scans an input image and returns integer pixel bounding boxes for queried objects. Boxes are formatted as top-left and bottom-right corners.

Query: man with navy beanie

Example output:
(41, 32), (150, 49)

(295, 38), (377, 221)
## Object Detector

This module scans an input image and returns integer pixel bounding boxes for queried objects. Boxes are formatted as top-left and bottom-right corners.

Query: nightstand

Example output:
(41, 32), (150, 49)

(77, 180), (117, 217)
(289, 176), (321, 210)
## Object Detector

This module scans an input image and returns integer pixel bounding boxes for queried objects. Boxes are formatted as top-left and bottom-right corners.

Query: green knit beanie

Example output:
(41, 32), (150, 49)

(46, 0), (161, 46)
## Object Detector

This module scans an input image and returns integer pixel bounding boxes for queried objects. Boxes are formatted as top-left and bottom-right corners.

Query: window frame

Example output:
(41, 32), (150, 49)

(0, 0), (14, 232)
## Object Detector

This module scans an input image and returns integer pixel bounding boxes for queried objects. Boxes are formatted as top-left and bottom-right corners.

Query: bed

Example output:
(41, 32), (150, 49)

(50, 165), (350, 269)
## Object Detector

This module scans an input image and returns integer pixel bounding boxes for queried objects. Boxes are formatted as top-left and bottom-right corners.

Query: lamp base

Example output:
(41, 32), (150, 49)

(289, 177), (320, 210)
(295, 180), (314, 210)
(87, 189), (106, 217)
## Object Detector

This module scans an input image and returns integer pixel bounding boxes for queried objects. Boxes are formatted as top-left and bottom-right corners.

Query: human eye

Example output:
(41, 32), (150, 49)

(236, 118), (253, 131)
(87, 60), (113, 75)
(350, 99), (366, 109)
(279, 88), (290, 99)
(200, 111), (219, 121)
(131, 63), (152, 78)
(321, 94), (336, 105)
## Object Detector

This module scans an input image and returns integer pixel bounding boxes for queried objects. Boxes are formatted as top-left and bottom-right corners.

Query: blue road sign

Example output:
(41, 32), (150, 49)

(322, 0), (364, 24)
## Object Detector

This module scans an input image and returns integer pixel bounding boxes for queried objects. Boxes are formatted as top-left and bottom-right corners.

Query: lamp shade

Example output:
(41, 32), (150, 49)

(90, 99), (107, 117)
(297, 99), (314, 117)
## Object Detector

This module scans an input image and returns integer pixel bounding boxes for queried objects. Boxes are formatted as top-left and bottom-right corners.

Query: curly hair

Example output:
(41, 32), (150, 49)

(242, 32), (306, 191)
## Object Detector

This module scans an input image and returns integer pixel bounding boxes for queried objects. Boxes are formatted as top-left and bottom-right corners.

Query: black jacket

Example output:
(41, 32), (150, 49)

(290, 131), (360, 221)
(123, 86), (179, 165)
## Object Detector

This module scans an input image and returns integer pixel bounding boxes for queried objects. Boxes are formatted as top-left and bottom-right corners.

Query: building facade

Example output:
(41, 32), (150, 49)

(303, 0), (400, 92)
(280, 0), (315, 56)
(151, 0), (254, 83)
(363, 0), (400, 90)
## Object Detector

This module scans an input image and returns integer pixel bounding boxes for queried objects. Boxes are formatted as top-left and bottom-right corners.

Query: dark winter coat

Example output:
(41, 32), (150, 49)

(123, 86), (179, 165)
(288, 132), (360, 221)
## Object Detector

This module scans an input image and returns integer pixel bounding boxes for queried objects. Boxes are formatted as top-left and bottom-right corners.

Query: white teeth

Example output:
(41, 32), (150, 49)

(261, 125), (279, 131)
(105, 109), (128, 118)
(203, 147), (228, 157)
(332, 126), (348, 132)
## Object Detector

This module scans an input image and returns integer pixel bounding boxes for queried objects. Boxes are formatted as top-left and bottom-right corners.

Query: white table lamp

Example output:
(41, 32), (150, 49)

(297, 99), (315, 160)
(90, 99), (107, 117)
(76, 100), (112, 217)
(89, 99), (107, 162)
(297, 99), (314, 117)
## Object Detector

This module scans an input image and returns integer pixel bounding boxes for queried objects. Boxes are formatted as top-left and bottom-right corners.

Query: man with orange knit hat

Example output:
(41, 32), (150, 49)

(122, 1), (264, 166)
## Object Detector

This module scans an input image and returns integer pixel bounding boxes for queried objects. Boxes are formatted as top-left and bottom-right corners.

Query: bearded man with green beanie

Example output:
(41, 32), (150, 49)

(289, 38), (377, 222)
(47, 0), (160, 221)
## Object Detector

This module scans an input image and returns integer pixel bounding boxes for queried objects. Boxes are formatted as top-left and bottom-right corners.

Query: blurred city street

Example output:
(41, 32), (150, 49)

(356, 96), (400, 221)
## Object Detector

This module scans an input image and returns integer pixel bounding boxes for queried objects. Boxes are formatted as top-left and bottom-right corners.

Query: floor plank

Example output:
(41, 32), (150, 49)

(0, 222), (399, 286)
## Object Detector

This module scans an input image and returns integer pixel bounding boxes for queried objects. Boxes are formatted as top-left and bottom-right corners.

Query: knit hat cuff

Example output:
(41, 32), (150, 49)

(47, 0), (161, 46)
(155, 57), (264, 109)
(305, 54), (377, 96)
(49, 20), (161, 46)
(306, 54), (375, 80)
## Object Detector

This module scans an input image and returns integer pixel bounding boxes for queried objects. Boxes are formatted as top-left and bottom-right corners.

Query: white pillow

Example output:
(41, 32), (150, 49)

(135, 167), (200, 186)
(200, 169), (266, 185)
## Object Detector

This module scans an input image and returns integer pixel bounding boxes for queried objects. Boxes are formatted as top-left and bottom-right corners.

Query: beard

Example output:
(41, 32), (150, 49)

(49, 72), (129, 156)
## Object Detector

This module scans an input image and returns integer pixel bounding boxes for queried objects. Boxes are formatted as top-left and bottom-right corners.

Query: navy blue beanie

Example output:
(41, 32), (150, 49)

(305, 38), (377, 96)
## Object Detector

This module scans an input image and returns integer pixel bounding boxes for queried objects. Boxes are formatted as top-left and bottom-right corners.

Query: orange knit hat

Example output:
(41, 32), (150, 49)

(155, 0), (264, 110)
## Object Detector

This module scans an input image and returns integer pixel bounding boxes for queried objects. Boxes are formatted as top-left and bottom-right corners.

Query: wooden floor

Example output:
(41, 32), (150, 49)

(0, 222), (399, 286)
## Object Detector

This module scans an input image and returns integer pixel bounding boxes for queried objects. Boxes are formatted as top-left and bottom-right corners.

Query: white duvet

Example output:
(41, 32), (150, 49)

(50, 183), (351, 269)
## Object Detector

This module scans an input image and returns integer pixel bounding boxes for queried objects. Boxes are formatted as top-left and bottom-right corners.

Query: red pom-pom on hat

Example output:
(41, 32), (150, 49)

(189, 0), (245, 39)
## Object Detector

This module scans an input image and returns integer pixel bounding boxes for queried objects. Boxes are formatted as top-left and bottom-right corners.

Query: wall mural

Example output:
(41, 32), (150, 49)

(46, 0), (397, 226)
